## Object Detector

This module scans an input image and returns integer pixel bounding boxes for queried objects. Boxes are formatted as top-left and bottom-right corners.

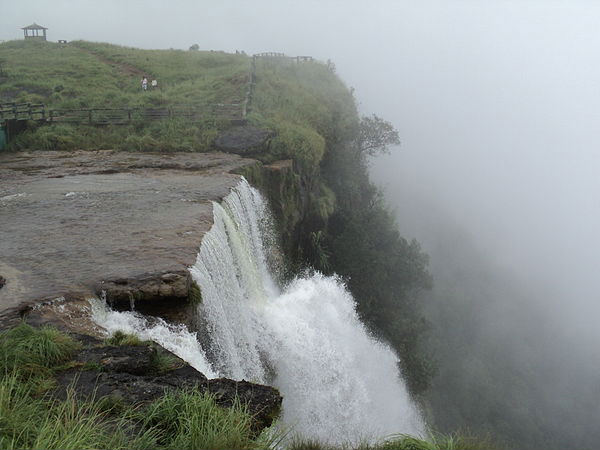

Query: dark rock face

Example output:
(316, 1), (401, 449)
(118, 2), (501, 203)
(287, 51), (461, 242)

(54, 366), (209, 405)
(205, 377), (282, 431)
(54, 339), (282, 433)
(98, 271), (195, 325)
(77, 345), (159, 376)
(215, 126), (273, 155)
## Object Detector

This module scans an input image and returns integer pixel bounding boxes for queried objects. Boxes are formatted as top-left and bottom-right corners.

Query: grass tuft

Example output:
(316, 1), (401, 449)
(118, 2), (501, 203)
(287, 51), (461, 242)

(105, 330), (146, 346)
(142, 388), (257, 449)
(0, 323), (80, 375)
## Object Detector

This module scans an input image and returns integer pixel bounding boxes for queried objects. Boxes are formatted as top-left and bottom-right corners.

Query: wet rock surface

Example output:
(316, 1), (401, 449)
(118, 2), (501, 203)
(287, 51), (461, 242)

(0, 150), (257, 317)
(55, 337), (282, 432)
(77, 344), (159, 375)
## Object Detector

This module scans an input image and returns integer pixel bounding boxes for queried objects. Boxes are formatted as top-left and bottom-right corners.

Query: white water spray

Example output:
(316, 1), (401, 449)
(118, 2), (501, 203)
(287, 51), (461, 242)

(90, 298), (216, 378)
(191, 178), (425, 444)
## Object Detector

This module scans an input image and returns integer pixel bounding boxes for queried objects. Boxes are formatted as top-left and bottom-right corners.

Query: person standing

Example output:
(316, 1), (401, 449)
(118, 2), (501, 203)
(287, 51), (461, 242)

(141, 76), (148, 91)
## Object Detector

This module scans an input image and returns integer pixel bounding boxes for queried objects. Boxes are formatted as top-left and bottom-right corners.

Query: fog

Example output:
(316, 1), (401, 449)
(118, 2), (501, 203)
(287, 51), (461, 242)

(4, 0), (600, 446)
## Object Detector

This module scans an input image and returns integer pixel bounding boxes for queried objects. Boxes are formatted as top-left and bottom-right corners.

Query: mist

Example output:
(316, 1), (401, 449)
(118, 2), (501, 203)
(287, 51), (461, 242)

(4, 0), (600, 447)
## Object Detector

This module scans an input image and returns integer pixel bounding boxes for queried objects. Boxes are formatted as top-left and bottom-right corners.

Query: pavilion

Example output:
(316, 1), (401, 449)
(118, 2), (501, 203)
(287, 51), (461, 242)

(22, 23), (48, 41)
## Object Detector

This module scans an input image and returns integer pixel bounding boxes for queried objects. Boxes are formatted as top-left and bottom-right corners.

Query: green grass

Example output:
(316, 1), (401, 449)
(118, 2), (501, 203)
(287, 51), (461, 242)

(142, 389), (259, 449)
(0, 323), (80, 375)
(248, 57), (357, 172)
(105, 330), (146, 347)
(285, 432), (495, 450)
(0, 324), (272, 450)
(150, 348), (181, 374)
(376, 432), (495, 450)
(0, 371), (271, 450)
(0, 40), (248, 109)
(0, 39), (356, 161)
(72, 41), (249, 107)
(0, 371), (158, 450)
(0, 39), (249, 152)
(0, 40), (129, 108)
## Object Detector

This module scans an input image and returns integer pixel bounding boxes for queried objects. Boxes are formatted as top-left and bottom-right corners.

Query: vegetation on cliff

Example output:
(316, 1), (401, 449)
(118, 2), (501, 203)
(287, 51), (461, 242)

(244, 56), (435, 396)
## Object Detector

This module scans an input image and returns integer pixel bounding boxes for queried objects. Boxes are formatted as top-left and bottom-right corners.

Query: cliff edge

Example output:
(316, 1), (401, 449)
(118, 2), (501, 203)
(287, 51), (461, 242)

(0, 150), (257, 324)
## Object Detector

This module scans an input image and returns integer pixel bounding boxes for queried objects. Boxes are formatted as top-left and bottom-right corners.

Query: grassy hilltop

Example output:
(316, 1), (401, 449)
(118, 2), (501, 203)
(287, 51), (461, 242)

(0, 40), (248, 109)
(0, 39), (353, 161)
(0, 40), (248, 151)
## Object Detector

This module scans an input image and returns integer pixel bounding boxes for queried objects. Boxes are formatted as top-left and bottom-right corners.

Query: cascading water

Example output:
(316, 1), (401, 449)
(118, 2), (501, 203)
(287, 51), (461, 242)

(90, 298), (217, 378)
(91, 177), (424, 444)
(190, 178), (425, 444)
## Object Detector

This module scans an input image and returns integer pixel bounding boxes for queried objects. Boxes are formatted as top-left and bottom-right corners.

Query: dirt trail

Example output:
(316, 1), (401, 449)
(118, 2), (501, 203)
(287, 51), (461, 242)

(73, 43), (153, 79)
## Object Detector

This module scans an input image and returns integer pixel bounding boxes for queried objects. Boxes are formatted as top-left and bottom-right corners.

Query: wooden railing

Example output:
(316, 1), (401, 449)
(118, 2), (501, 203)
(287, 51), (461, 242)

(0, 102), (244, 125)
(252, 53), (314, 63)
(0, 52), (314, 126)
(0, 102), (46, 122)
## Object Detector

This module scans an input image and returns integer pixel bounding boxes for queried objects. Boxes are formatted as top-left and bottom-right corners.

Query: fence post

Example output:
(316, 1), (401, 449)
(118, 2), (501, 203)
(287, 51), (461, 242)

(49, 110), (53, 123)
(128, 109), (132, 123)
(88, 109), (92, 124)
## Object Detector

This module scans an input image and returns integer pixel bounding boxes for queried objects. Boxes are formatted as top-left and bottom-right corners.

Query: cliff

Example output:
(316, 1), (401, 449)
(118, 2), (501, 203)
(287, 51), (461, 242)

(0, 40), (432, 398)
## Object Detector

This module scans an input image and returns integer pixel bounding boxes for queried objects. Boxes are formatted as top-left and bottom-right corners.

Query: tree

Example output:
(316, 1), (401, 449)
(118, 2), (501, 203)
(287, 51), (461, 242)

(189, 44), (199, 51)
(357, 114), (400, 158)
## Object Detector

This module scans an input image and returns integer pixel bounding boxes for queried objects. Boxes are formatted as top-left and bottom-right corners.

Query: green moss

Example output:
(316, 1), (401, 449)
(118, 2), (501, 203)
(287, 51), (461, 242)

(189, 280), (203, 305)
(233, 161), (265, 187)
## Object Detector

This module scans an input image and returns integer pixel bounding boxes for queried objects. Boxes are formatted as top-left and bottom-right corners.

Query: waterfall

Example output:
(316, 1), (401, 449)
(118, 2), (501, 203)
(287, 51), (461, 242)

(190, 178), (425, 444)
(91, 177), (424, 444)
(90, 298), (217, 378)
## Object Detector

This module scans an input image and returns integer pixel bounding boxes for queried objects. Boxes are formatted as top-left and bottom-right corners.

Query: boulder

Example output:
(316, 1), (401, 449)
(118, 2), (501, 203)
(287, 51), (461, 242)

(54, 339), (282, 433)
(215, 126), (273, 155)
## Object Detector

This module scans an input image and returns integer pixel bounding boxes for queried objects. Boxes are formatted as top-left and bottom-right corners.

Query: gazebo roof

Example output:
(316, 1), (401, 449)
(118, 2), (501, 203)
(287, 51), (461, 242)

(22, 23), (47, 30)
